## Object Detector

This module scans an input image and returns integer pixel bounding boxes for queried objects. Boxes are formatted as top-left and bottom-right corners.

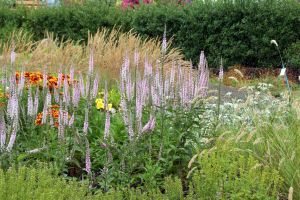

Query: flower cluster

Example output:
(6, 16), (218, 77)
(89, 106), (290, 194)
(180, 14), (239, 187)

(35, 105), (68, 127)
(120, 0), (153, 9)
(0, 91), (6, 107)
(95, 98), (113, 111)
(15, 72), (75, 90)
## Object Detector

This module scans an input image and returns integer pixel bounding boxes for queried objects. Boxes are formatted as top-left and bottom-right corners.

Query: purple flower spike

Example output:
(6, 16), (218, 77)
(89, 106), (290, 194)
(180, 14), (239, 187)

(43, 72), (48, 89)
(142, 115), (155, 134)
(218, 61), (224, 81)
(79, 74), (85, 97)
(72, 84), (80, 107)
(6, 118), (18, 152)
(54, 88), (60, 103)
(0, 116), (6, 150)
(27, 87), (34, 117)
(104, 111), (110, 140)
(18, 72), (25, 94)
(10, 50), (16, 65)
(69, 67), (74, 82)
(92, 75), (99, 99)
(58, 104), (64, 140)
(57, 72), (62, 88)
(88, 49), (94, 75)
(83, 109), (89, 134)
(68, 112), (74, 127)
(162, 25), (167, 54)
(198, 51), (206, 75)
(33, 88), (39, 116)
(85, 139), (91, 174)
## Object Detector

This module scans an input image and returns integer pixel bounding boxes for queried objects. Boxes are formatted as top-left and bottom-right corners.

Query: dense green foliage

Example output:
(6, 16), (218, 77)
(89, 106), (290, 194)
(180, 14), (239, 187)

(0, 152), (281, 200)
(0, 165), (92, 200)
(0, 0), (299, 67)
(187, 142), (282, 199)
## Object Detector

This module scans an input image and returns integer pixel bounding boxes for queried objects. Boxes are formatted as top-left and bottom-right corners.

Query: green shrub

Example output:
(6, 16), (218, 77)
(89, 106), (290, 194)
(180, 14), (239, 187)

(0, 165), (92, 200)
(0, 0), (16, 8)
(187, 141), (283, 200)
(164, 176), (184, 200)
(284, 41), (300, 68)
(1, 0), (300, 67)
(234, 111), (300, 199)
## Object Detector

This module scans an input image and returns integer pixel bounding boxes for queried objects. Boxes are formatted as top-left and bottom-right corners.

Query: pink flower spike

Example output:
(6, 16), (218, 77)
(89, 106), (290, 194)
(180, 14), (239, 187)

(162, 25), (167, 53)
(0, 116), (6, 150)
(218, 60), (224, 81)
(85, 139), (91, 174)
(43, 72), (48, 89)
(27, 87), (34, 117)
(83, 109), (89, 134)
(6, 118), (18, 152)
(68, 113), (74, 127)
(57, 71), (62, 88)
(10, 50), (16, 65)
(92, 75), (99, 99)
(104, 111), (110, 140)
(69, 67), (74, 82)
(198, 51), (205, 75)
(88, 49), (94, 75)
(141, 115), (155, 134)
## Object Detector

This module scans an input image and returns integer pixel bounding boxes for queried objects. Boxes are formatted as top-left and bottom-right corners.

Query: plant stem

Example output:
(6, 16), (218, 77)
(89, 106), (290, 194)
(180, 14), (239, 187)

(158, 50), (166, 163)
(217, 79), (221, 123)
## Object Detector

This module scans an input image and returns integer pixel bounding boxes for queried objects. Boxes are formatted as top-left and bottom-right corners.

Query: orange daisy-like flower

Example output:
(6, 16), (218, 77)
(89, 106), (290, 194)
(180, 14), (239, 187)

(35, 112), (43, 126)
(35, 105), (70, 128)
(48, 77), (58, 89)
(15, 71), (76, 91)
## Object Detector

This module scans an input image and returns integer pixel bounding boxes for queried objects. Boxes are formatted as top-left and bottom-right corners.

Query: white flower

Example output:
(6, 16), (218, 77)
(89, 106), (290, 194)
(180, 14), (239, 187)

(110, 108), (116, 114)
(271, 40), (278, 47)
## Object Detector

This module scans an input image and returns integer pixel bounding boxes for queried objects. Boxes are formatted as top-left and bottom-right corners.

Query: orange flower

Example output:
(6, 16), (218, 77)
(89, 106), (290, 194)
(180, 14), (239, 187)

(48, 77), (58, 89)
(35, 112), (43, 126)
(15, 71), (76, 90)
(25, 72), (31, 78)
(35, 105), (70, 128)
(29, 74), (41, 84)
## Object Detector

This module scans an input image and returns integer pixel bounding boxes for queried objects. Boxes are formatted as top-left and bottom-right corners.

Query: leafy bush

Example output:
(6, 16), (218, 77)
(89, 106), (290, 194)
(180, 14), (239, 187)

(0, 165), (92, 200)
(0, 0), (16, 8)
(0, 49), (211, 193)
(230, 110), (300, 199)
(284, 41), (300, 68)
(0, 165), (169, 199)
(0, 158), (282, 200)
(0, 0), (299, 67)
(187, 140), (283, 200)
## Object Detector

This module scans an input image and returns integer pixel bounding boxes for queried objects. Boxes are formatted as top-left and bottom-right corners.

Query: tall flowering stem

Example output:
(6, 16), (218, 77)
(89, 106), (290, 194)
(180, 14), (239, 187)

(0, 115), (6, 151)
(85, 137), (91, 175)
(217, 58), (224, 122)
(103, 82), (110, 141)
(158, 26), (167, 162)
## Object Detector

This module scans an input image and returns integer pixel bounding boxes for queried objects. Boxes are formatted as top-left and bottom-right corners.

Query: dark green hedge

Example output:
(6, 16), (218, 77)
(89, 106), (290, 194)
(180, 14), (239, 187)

(0, 0), (299, 67)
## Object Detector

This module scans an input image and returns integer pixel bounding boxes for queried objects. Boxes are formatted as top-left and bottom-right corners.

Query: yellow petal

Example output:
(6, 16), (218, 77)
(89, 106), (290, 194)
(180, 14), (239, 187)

(107, 104), (113, 111)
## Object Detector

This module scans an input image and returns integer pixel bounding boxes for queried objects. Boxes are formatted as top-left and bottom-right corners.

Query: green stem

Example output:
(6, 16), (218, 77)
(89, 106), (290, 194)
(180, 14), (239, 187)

(158, 51), (166, 162)
(217, 79), (221, 123)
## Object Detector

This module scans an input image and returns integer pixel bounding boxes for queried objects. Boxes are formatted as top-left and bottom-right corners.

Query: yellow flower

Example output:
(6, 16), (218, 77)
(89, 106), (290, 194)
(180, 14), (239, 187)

(107, 103), (113, 111)
(96, 98), (104, 109)
(98, 91), (104, 96)
(95, 98), (113, 111)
